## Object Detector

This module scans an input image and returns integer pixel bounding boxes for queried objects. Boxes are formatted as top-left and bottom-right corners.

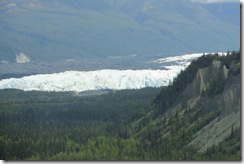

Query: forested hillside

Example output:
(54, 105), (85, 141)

(0, 51), (240, 160)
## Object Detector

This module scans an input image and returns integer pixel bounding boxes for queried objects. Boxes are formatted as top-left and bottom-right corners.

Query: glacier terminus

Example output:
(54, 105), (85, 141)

(0, 53), (225, 92)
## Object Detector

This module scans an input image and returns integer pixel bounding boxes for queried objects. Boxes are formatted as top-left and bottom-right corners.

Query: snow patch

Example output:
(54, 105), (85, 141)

(16, 52), (31, 63)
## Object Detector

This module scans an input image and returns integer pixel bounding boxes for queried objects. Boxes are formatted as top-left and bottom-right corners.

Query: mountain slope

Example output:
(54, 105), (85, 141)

(200, 2), (240, 26)
(0, 0), (182, 62)
(132, 51), (240, 159)
(105, 0), (239, 53)
(0, 0), (240, 62)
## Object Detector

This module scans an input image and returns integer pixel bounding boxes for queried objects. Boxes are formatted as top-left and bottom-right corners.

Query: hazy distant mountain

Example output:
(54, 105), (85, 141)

(0, 0), (240, 62)
(199, 2), (240, 26)
(104, 0), (240, 51)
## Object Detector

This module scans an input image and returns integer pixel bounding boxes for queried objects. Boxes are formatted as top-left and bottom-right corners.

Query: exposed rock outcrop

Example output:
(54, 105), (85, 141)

(16, 52), (31, 63)
(178, 60), (239, 151)
(173, 60), (229, 110)
(165, 59), (240, 151)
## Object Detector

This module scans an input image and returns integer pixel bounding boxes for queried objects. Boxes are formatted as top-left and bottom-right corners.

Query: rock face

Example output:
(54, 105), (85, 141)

(132, 53), (240, 159)
(173, 60), (240, 151)
(176, 60), (229, 108)
(16, 52), (31, 63)
(187, 76), (240, 151)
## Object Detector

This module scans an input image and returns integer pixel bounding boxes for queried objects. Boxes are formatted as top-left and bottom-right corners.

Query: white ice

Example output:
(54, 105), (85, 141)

(0, 53), (217, 92)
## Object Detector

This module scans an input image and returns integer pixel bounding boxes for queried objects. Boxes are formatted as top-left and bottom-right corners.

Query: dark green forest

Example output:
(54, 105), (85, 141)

(0, 51), (241, 160)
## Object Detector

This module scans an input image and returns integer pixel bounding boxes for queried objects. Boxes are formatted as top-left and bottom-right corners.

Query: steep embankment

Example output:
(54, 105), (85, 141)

(170, 59), (240, 151)
(133, 51), (240, 159)
(184, 61), (240, 151)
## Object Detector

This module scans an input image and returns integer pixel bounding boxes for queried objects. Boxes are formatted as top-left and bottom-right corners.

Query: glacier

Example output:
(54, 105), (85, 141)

(0, 53), (221, 92)
(0, 69), (178, 92)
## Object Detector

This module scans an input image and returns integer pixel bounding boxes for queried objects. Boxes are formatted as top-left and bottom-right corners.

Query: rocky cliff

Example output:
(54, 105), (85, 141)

(172, 58), (240, 151)
(133, 52), (240, 157)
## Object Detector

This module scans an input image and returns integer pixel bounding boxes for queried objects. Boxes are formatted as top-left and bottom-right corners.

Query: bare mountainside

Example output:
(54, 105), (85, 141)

(0, 0), (240, 62)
